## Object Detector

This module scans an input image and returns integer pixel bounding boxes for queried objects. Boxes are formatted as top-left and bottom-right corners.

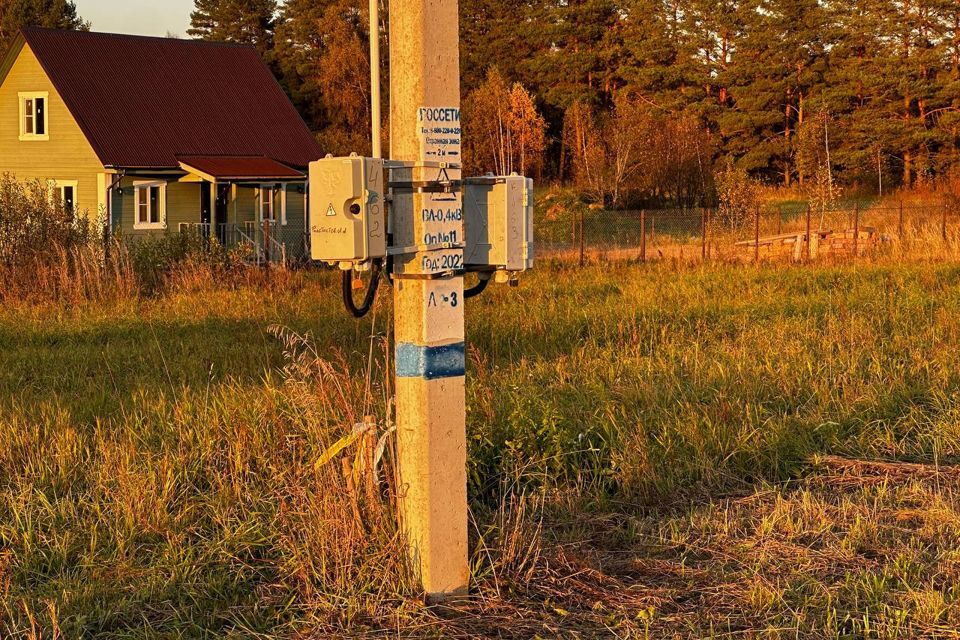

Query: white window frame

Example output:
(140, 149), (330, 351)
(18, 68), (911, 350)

(47, 180), (79, 212)
(133, 181), (167, 230)
(259, 183), (287, 225)
(19, 92), (49, 141)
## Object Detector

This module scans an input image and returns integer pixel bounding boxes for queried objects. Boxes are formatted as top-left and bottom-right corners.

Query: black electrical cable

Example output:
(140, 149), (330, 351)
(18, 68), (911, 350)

(464, 274), (491, 299)
(342, 262), (383, 318)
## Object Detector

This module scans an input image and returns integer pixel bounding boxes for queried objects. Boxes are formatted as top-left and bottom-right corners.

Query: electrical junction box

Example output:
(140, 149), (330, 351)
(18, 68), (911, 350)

(463, 175), (534, 275)
(309, 155), (386, 269)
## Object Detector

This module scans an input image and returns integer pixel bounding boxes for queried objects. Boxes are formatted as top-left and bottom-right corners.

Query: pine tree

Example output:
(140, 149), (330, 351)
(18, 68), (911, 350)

(819, 0), (893, 186)
(188, 0), (277, 55)
(0, 0), (87, 51)
(274, 0), (373, 154)
(823, 0), (957, 188)
(619, 0), (700, 112)
(682, 0), (744, 110)
(459, 0), (549, 94)
(717, 0), (831, 185)
(526, 0), (623, 110)
(935, 1), (960, 172)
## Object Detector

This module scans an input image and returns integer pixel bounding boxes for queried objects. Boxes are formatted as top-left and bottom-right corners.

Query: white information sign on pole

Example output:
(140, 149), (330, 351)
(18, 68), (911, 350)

(390, 105), (465, 278)
(417, 106), (462, 163)
(420, 192), (463, 247)
(422, 278), (465, 343)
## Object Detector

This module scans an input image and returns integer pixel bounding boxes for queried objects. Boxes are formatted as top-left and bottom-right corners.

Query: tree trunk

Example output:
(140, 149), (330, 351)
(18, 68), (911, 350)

(798, 95), (805, 187)
(784, 101), (792, 188)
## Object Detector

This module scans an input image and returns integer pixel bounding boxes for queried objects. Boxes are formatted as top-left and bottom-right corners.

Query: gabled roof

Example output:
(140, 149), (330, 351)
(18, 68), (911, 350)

(3, 28), (321, 170)
(178, 155), (305, 181)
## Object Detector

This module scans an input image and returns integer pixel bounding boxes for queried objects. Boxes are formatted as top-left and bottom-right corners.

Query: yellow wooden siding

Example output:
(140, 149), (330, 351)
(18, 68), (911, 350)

(233, 186), (257, 224)
(0, 44), (105, 221)
(285, 185), (307, 231)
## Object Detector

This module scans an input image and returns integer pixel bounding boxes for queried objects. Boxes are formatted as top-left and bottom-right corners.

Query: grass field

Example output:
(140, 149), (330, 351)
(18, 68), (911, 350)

(4, 259), (960, 638)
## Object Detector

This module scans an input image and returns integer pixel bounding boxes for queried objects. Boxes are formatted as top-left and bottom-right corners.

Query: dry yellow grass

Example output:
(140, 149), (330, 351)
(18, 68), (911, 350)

(4, 212), (960, 635)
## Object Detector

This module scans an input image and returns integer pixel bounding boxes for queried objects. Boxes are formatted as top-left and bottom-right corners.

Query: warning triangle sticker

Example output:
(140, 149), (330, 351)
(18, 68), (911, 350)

(326, 203), (337, 217)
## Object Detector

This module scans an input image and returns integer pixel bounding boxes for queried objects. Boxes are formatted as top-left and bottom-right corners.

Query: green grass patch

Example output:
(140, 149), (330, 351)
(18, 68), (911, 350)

(5, 262), (960, 636)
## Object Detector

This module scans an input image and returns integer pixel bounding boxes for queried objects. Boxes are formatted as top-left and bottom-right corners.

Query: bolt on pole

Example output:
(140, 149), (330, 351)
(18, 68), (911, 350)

(389, 0), (469, 602)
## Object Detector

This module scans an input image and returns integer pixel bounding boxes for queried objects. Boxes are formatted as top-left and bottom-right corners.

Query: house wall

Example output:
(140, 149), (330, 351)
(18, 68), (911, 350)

(112, 178), (307, 252)
(286, 185), (307, 233)
(232, 185), (257, 225)
(275, 184), (308, 256)
(111, 178), (205, 238)
(0, 44), (106, 221)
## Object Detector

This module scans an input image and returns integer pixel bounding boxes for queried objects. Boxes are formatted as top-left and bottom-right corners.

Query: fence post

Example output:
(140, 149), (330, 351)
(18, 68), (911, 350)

(579, 210), (585, 267)
(777, 206), (783, 235)
(754, 206), (761, 263)
(853, 203), (860, 258)
(264, 218), (271, 271)
(806, 204), (813, 262)
(708, 208), (713, 260)
(898, 200), (904, 239)
(942, 203), (948, 243)
(640, 209), (647, 263)
(701, 207), (708, 261)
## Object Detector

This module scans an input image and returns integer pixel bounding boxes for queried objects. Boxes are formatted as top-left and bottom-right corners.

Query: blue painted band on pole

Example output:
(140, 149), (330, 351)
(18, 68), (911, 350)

(396, 342), (466, 380)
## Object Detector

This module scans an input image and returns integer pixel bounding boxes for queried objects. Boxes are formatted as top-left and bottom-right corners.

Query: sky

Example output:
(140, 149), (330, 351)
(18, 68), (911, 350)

(76, 0), (195, 38)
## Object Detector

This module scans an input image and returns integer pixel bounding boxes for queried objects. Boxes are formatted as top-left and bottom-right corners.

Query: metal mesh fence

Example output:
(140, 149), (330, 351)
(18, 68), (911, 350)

(173, 222), (310, 266)
(128, 202), (958, 268)
(537, 202), (960, 264)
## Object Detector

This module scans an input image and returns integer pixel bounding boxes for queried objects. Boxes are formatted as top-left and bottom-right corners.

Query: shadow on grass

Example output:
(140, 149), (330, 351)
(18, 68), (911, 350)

(0, 315), (375, 424)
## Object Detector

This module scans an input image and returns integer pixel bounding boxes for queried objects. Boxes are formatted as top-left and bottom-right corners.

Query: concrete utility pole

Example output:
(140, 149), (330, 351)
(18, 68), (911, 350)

(313, 0), (529, 602)
(389, 0), (469, 601)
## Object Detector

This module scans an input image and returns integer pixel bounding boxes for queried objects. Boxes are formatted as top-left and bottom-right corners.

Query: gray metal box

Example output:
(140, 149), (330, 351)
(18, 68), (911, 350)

(463, 175), (534, 273)
(309, 156), (386, 268)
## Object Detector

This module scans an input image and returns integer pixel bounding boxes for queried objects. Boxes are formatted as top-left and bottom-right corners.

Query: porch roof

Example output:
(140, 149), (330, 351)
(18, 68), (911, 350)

(177, 155), (306, 182)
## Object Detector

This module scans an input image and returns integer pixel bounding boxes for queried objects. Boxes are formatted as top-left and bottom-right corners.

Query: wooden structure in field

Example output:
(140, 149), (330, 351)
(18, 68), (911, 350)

(736, 228), (882, 262)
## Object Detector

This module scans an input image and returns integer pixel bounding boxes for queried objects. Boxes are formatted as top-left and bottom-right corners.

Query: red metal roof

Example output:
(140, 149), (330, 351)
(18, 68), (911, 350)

(178, 155), (305, 180)
(19, 28), (322, 170)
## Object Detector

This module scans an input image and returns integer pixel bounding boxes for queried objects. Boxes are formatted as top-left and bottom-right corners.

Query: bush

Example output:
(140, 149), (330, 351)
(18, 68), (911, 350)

(0, 174), (135, 305)
(0, 174), (101, 265)
(716, 162), (761, 228)
(124, 232), (231, 294)
(0, 174), (270, 305)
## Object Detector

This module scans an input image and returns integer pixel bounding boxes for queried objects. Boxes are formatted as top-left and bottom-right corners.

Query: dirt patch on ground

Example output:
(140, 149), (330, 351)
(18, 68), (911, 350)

(339, 458), (960, 638)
